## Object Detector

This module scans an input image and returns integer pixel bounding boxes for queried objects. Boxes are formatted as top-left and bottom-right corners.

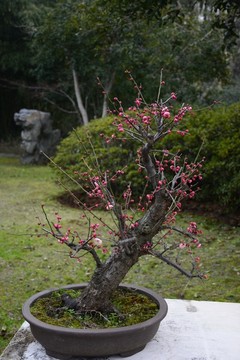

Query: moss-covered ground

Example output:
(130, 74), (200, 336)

(0, 156), (239, 354)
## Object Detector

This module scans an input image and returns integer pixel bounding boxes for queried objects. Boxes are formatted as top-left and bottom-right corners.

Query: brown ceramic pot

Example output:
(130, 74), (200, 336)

(22, 283), (168, 359)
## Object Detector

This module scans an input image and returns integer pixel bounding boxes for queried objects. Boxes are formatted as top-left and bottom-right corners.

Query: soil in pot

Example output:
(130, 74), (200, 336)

(30, 287), (159, 329)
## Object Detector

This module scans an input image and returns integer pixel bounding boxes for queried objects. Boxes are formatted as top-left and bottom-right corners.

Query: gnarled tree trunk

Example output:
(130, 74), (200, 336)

(74, 190), (170, 313)
(76, 243), (139, 312)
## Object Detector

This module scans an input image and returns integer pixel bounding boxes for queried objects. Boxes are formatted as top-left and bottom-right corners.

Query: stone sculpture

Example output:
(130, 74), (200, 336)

(14, 109), (61, 164)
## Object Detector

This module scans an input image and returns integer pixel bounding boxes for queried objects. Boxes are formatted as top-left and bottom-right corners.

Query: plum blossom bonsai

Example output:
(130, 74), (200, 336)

(39, 74), (205, 315)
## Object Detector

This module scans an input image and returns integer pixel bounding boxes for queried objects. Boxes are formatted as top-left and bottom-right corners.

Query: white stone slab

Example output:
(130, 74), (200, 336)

(1, 299), (240, 360)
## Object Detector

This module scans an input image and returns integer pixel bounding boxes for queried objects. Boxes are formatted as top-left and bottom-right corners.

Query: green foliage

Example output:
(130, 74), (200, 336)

(53, 116), (144, 199)
(30, 0), (158, 119)
(0, 0), (55, 79)
(54, 103), (240, 212)
(0, 0), (30, 77)
(113, 0), (240, 47)
(142, 14), (230, 104)
(197, 103), (240, 210)
(212, 0), (240, 47)
(165, 102), (240, 211)
(30, 0), (231, 121)
(1, 0), (236, 140)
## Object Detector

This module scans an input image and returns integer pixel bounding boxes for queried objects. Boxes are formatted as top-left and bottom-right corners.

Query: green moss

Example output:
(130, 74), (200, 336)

(30, 288), (159, 329)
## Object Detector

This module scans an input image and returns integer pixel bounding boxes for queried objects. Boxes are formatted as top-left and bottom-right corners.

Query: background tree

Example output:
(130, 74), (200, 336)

(0, 0), (57, 140)
(0, 0), (31, 139)
(0, 0), (239, 139)
(30, 0), (231, 125)
(31, 0), (157, 124)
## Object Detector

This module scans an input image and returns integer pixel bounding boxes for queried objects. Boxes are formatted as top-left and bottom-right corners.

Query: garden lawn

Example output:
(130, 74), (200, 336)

(0, 156), (240, 354)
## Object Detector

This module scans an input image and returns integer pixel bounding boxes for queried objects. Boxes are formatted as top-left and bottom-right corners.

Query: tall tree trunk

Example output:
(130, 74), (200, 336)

(72, 67), (89, 125)
(101, 72), (115, 118)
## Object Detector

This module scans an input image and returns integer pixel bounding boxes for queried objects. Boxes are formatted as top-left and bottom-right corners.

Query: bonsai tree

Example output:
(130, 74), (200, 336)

(40, 74), (205, 314)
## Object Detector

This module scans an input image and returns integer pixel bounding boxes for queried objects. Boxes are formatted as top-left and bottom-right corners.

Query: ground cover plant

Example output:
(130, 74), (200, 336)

(0, 156), (240, 354)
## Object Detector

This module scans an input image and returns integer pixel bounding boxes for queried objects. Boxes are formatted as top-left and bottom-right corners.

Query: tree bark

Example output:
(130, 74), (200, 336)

(72, 67), (89, 125)
(75, 242), (139, 312)
(73, 189), (170, 313)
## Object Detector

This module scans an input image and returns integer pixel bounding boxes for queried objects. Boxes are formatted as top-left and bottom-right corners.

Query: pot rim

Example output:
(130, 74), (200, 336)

(22, 283), (168, 334)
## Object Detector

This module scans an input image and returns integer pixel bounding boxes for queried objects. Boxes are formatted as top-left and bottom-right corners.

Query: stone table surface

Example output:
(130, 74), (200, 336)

(1, 299), (240, 360)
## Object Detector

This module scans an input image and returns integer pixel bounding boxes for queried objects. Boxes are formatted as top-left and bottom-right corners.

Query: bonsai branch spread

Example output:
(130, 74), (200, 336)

(37, 74), (206, 316)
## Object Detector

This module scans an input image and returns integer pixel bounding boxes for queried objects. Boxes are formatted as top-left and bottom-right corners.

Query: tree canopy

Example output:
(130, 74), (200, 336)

(0, 0), (239, 137)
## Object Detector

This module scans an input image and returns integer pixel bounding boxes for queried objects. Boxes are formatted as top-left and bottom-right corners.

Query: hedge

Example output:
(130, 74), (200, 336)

(197, 103), (240, 210)
(167, 102), (240, 211)
(53, 116), (144, 201)
(53, 103), (240, 212)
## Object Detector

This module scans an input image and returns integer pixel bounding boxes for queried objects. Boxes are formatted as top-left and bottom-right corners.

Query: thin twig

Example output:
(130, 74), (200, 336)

(148, 249), (203, 279)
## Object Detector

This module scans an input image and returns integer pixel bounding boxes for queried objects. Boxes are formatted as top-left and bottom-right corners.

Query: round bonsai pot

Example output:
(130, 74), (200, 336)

(22, 283), (168, 359)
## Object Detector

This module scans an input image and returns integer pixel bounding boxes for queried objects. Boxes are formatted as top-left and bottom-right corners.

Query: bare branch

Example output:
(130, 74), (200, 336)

(75, 245), (102, 268)
(42, 151), (90, 194)
(148, 249), (203, 279)
(162, 225), (198, 241)
(43, 97), (78, 114)
(41, 218), (103, 268)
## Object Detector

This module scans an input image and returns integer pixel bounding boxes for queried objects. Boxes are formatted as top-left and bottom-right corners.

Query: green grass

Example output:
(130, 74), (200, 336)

(0, 156), (240, 354)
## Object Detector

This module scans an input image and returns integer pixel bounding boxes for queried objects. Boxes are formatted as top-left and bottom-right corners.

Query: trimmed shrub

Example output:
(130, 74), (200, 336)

(53, 116), (143, 202)
(53, 103), (240, 211)
(166, 102), (240, 211)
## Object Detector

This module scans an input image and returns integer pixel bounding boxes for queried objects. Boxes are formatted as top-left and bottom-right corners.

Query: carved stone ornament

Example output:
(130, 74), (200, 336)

(14, 109), (61, 164)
